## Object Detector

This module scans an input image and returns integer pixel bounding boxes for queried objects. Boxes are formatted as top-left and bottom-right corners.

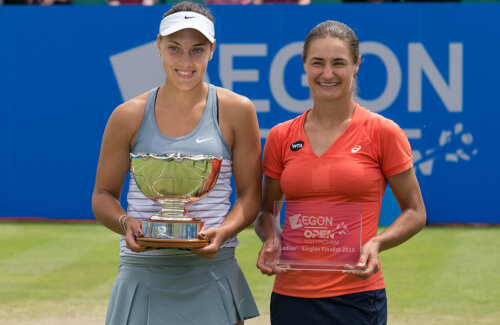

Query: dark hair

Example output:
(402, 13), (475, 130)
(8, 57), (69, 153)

(302, 20), (359, 64)
(163, 1), (214, 23)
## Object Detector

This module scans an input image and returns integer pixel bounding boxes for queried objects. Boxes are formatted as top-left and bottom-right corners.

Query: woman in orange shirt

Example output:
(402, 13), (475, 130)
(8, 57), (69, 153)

(255, 20), (426, 325)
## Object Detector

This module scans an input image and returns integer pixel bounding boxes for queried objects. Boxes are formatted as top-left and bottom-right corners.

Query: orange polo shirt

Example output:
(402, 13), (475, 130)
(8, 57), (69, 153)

(263, 104), (413, 298)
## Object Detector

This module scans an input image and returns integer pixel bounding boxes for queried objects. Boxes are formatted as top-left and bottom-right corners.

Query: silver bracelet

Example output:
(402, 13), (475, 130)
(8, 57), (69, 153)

(118, 214), (129, 234)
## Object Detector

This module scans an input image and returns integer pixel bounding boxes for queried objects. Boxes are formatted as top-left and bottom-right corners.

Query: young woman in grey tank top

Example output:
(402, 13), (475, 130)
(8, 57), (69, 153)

(92, 2), (261, 324)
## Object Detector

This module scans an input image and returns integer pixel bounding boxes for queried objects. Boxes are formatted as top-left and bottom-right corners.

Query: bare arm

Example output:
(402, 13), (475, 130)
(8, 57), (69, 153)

(193, 93), (262, 259)
(91, 97), (147, 252)
(254, 176), (285, 275)
(221, 102), (262, 234)
(254, 176), (284, 242)
(344, 167), (426, 278)
(376, 167), (427, 252)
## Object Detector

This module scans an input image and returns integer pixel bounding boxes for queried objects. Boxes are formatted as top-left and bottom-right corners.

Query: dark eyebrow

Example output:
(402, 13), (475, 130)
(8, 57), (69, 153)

(166, 40), (209, 48)
(310, 57), (347, 62)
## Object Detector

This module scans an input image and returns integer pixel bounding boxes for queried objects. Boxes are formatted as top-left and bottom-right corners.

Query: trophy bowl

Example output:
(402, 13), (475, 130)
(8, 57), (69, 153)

(130, 152), (222, 248)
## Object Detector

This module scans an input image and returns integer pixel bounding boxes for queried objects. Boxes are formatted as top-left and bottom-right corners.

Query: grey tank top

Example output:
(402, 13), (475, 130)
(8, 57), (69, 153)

(121, 85), (237, 257)
(131, 85), (231, 160)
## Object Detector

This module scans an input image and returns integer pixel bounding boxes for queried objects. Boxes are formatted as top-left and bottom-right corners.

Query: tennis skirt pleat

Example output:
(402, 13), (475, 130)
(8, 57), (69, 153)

(106, 248), (259, 325)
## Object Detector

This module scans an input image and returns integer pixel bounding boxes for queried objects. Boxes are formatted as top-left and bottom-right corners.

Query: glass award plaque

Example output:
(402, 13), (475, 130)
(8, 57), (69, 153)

(270, 201), (363, 271)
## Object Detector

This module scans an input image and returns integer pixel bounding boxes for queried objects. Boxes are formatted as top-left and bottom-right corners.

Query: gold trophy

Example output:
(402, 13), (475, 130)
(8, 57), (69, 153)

(130, 153), (222, 248)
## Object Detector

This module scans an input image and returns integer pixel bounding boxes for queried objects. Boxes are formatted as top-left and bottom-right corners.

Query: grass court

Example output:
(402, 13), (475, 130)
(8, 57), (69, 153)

(0, 222), (499, 324)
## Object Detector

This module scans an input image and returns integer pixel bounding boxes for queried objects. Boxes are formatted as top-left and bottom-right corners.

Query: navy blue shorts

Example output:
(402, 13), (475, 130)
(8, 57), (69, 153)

(270, 289), (387, 325)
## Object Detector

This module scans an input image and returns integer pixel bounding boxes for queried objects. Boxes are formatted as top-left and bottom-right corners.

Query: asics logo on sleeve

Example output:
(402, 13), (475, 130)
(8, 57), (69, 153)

(351, 145), (362, 153)
(290, 140), (304, 151)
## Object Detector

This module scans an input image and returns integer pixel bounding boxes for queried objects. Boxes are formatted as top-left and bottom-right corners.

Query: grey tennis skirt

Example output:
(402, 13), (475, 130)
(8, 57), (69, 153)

(106, 248), (259, 325)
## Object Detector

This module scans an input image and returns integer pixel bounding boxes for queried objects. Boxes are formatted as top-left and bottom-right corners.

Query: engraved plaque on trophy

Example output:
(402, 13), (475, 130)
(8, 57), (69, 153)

(130, 153), (222, 248)
(270, 201), (363, 271)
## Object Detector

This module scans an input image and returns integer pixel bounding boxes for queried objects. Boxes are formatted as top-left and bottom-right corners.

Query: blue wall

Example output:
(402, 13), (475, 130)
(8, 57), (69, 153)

(1, 4), (499, 224)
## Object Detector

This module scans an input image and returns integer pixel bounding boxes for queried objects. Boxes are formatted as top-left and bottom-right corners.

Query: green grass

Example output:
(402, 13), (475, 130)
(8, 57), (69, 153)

(379, 227), (500, 324)
(0, 223), (499, 324)
(0, 223), (119, 323)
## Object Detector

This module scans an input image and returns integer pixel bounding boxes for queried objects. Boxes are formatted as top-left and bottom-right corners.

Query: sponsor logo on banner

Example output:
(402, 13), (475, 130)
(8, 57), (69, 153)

(110, 40), (476, 178)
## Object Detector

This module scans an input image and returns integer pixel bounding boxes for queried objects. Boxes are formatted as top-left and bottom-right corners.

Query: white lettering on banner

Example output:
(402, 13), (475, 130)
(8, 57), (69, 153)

(408, 43), (463, 112)
(259, 128), (271, 138)
(218, 44), (270, 112)
(270, 42), (313, 113)
(404, 128), (422, 139)
(357, 42), (402, 113)
(111, 41), (463, 117)
(109, 40), (471, 179)
(268, 41), (462, 115)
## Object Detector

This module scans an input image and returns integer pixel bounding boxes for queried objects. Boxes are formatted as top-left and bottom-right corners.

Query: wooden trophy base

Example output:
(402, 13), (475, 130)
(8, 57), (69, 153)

(139, 217), (209, 248)
(137, 237), (209, 248)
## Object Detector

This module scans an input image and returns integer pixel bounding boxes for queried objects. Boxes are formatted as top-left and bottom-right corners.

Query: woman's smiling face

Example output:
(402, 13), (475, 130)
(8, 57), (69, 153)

(157, 28), (214, 91)
(303, 37), (359, 102)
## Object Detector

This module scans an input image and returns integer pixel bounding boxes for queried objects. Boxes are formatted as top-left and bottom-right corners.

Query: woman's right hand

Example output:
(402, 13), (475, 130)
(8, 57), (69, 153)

(123, 217), (151, 252)
(256, 238), (285, 276)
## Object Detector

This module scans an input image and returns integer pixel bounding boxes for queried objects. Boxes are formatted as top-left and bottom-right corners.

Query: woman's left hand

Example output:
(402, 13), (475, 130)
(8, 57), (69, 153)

(190, 227), (225, 260)
(343, 237), (381, 280)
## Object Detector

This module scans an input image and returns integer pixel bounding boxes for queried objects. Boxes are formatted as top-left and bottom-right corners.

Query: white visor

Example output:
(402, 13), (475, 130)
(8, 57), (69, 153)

(159, 11), (215, 44)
